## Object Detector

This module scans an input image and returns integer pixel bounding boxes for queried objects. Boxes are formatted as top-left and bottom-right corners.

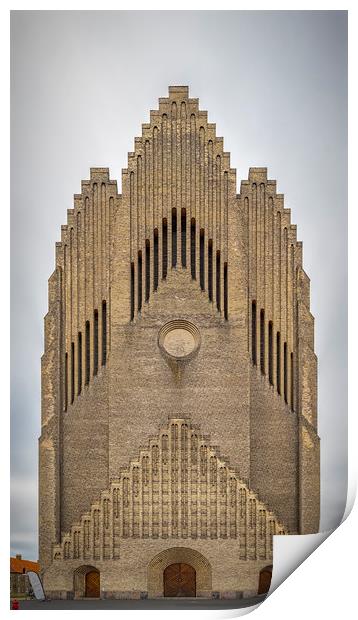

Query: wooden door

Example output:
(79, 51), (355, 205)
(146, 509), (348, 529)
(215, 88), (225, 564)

(85, 570), (100, 598)
(258, 566), (272, 595)
(164, 562), (196, 597)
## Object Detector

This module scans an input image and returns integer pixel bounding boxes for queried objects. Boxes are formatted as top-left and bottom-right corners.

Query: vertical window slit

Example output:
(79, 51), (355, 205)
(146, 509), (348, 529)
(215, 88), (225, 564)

(181, 208), (187, 267)
(291, 352), (294, 411)
(216, 250), (221, 311)
(224, 262), (228, 320)
(284, 342), (288, 403)
(208, 239), (213, 301)
(154, 228), (159, 290)
(268, 321), (273, 385)
(162, 219), (168, 279)
(85, 321), (90, 385)
(200, 229), (205, 290)
(190, 218), (196, 279)
(260, 310), (265, 374)
(94, 310), (98, 376)
(276, 332), (281, 395)
(145, 239), (150, 302)
(102, 300), (107, 365)
(172, 208), (177, 268)
(64, 352), (68, 410)
(130, 262), (135, 321)
(138, 251), (142, 312)
(252, 301), (257, 365)
(78, 332), (82, 395)
(71, 342), (75, 404)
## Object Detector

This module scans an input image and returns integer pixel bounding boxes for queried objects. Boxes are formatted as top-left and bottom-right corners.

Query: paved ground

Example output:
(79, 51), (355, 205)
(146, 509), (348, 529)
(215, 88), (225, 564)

(12, 595), (266, 610)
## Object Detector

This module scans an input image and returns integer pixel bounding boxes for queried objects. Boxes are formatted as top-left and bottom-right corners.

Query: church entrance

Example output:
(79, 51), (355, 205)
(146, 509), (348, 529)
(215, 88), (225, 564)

(73, 565), (100, 599)
(164, 562), (196, 597)
(85, 570), (100, 598)
(148, 547), (211, 597)
(258, 565), (273, 595)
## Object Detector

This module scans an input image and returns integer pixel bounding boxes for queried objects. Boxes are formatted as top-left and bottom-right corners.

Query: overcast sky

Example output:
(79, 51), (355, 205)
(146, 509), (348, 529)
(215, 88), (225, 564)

(11, 10), (347, 560)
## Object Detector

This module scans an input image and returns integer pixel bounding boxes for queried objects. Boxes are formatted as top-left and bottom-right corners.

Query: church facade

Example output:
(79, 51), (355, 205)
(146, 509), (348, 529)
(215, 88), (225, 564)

(39, 86), (320, 600)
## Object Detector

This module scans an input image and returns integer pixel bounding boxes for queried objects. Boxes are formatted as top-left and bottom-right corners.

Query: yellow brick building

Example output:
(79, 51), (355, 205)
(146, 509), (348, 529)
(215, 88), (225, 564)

(39, 86), (320, 600)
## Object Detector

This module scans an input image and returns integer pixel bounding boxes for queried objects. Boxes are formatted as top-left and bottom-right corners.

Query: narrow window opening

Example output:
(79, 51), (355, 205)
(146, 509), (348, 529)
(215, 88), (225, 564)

(85, 321), (90, 385)
(162, 219), (168, 279)
(172, 208), (177, 268)
(252, 301), (257, 365)
(224, 262), (228, 320)
(260, 310), (265, 374)
(268, 322), (273, 385)
(78, 332), (82, 395)
(181, 208), (187, 267)
(290, 352), (294, 411)
(200, 229), (205, 290)
(216, 250), (221, 311)
(284, 342), (288, 403)
(145, 239), (150, 302)
(190, 218), (196, 279)
(130, 262), (135, 321)
(71, 342), (75, 404)
(138, 251), (142, 312)
(208, 239), (213, 301)
(94, 310), (98, 376)
(276, 332), (281, 395)
(154, 228), (159, 290)
(102, 300), (107, 365)
(64, 352), (68, 410)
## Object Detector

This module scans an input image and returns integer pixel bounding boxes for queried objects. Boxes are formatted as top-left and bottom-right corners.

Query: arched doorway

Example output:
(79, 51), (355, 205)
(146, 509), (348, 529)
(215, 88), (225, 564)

(85, 570), (100, 598)
(148, 547), (212, 598)
(164, 562), (196, 597)
(258, 565), (273, 595)
(73, 565), (100, 599)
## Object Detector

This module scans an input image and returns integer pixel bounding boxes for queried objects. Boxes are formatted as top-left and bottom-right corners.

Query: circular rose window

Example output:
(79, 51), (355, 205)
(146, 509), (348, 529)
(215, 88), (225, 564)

(158, 320), (200, 361)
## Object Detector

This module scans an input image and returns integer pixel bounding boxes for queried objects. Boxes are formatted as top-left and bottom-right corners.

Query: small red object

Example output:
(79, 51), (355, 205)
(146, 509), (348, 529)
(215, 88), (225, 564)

(12, 599), (19, 610)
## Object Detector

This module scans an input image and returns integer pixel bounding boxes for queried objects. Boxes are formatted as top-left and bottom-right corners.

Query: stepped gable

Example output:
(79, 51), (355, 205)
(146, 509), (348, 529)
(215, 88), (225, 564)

(52, 417), (287, 564)
(122, 85), (236, 315)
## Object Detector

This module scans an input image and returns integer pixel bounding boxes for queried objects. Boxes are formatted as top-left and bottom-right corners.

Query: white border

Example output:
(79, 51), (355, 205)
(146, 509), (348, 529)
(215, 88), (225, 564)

(4, 3), (354, 619)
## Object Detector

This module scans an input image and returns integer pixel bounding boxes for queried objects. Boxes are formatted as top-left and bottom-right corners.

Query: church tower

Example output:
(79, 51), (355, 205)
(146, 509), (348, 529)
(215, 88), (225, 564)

(39, 86), (320, 600)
